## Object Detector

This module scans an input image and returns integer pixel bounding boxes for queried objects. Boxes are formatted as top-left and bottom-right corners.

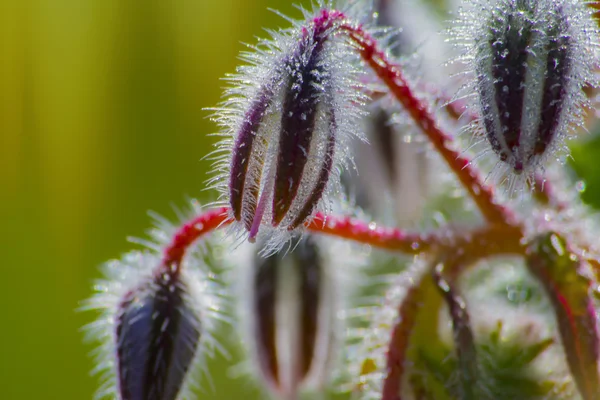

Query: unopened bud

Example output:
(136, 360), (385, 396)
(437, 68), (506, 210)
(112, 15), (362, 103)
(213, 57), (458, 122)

(214, 9), (365, 242)
(84, 250), (220, 400)
(116, 270), (201, 400)
(246, 236), (339, 398)
(454, 0), (598, 176)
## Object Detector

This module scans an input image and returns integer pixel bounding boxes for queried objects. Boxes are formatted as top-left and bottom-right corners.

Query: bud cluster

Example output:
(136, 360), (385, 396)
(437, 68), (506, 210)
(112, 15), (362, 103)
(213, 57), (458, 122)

(229, 233), (365, 400)
(83, 1), (600, 400)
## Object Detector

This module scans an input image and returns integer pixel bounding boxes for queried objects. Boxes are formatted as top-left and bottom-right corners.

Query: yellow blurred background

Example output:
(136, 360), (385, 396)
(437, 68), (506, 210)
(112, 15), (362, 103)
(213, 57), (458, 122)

(0, 1), (311, 398)
(3, 1), (600, 399)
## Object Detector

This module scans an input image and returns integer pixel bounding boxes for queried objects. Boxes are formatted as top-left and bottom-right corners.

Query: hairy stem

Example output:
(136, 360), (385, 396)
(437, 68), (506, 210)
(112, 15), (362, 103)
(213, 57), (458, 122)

(160, 205), (526, 277)
(302, 9), (512, 224)
(306, 212), (430, 254)
(382, 263), (435, 400)
(526, 233), (600, 400)
(162, 206), (233, 269)
(336, 20), (511, 225)
(432, 264), (478, 400)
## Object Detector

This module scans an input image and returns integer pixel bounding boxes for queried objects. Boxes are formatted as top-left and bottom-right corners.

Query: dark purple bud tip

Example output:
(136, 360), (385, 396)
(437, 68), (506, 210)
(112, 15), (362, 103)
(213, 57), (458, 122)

(116, 268), (201, 400)
(475, 0), (578, 174)
(272, 30), (330, 226)
(251, 236), (336, 396)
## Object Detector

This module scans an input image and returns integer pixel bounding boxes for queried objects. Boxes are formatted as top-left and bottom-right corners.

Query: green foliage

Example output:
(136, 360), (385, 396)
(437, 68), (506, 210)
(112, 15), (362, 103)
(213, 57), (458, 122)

(412, 323), (567, 400)
(0, 1), (306, 399)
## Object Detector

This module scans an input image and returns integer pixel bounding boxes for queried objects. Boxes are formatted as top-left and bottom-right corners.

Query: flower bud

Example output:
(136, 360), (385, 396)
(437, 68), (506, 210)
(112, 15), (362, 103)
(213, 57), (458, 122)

(454, 0), (598, 176)
(115, 272), (200, 400)
(212, 8), (365, 242)
(83, 250), (220, 400)
(245, 236), (339, 398)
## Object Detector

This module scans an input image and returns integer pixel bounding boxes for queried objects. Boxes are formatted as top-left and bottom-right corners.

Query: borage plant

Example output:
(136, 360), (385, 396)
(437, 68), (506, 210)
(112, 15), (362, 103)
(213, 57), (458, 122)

(83, 0), (600, 399)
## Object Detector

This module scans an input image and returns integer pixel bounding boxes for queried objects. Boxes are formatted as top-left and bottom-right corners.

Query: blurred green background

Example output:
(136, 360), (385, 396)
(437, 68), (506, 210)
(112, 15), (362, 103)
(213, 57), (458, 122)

(0, 1), (312, 398)
(2, 1), (600, 399)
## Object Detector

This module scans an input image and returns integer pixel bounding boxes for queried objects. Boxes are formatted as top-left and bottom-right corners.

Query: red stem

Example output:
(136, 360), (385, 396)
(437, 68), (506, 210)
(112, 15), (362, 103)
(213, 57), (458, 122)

(153, 206), (526, 400)
(160, 206), (525, 273)
(380, 241), (523, 400)
(335, 20), (511, 225)
(382, 273), (429, 400)
(162, 207), (233, 269)
(432, 265), (477, 400)
(526, 234), (600, 400)
(160, 207), (434, 271)
(304, 9), (511, 224)
(306, 212), (430, 253)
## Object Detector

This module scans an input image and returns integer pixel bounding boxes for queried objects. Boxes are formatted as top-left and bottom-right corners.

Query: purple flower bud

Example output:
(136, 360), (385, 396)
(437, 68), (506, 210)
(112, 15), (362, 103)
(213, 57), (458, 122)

(115, 271), (201, 400)
(454, 0), (598, 176)
(271, 37), (333, 230)
(84, 249), (221, 400)
(212, 8), (365, 242)
(230, 24), (336, 241)
(247, 236), (339, 397)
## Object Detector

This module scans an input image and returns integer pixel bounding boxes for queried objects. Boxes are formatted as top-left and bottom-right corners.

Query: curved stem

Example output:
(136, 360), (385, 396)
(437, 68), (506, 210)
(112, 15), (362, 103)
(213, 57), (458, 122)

(160, 207), (434, 267)
(306, 212), (430, 254)
(303, 9), (512, 224)
(526, 233), (600, 400)
(380, 235), (523, 400)
(336, 20), (512, 225)
(432, 264), (478, 400)
(162, 206), (233, 269)
(382, 263), (434, 400)
(160, 206), (526, 275)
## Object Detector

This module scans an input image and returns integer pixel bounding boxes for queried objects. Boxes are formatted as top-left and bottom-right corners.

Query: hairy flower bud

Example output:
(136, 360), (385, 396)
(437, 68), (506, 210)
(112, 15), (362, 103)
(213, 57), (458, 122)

(83, 248), (221, 400)
(116, 271), (200, 400)
(241, 236), (340, 398)
(210, 7), (366, 243)
(453, 0), (599, 177)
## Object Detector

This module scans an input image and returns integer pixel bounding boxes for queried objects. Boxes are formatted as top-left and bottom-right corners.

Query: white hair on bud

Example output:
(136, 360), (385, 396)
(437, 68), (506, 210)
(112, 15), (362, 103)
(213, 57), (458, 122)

(205, 0), (375, 247)
(448, 0), (600, 194)
(81, 204), (227, 400)
(223, 231), (368, 399)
